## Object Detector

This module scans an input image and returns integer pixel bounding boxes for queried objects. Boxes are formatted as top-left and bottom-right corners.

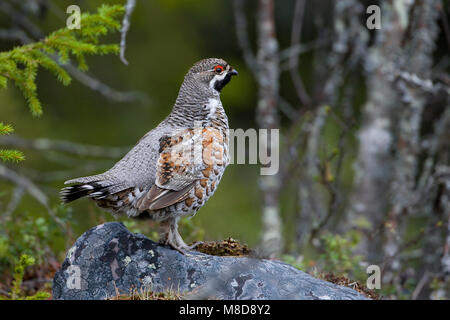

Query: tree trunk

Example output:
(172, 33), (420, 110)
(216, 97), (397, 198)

(383, 0), (440, 289)
(256, 0), (282, 257)
(348, 0), (410, 262)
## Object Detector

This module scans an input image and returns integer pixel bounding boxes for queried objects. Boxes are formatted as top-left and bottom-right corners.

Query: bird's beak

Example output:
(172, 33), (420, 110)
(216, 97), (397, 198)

(229, 68), (238, 76)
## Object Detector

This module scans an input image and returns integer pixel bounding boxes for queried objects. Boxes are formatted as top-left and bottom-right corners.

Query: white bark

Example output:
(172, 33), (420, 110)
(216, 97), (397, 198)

(255, 0), (282, 257)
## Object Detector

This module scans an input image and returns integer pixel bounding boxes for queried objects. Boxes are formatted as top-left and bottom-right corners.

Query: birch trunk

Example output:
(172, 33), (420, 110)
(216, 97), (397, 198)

(255, 0), (282, 257)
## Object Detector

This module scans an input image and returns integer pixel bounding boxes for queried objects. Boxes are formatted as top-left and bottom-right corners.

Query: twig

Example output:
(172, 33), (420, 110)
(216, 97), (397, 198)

(0, 163), (49, 207)
(0, 135), (130, 158)
(0, 28), (30, 43)
(279, 39), (328, 71)
(3, 186), (25, 222)
(20, 163), (111, 183)
(288, 0), (311, 106)
(277, 96), (299, 121)
(0, 163), (66, 231)
(0, 1), (43, 40)
(377, 217), (446, 267)
(412, 271), (430, 300)
(309, 129), (348, 241)
(63, 62), (148, 103)
(120, 0), (136, 65)
(0, 1), (147, 103)
(383, 64), (450, 96)
(232, 0), (257, 75)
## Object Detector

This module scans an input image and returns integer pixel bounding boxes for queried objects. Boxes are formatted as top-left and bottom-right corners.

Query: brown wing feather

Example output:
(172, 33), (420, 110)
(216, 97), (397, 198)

(138, 129), (200, 211)
(138, 127), (225, 212)
(137, 183), (194, 211)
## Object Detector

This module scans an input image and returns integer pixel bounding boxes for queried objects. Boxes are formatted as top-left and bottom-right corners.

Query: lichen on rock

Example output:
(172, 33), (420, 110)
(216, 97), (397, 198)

(53, 222), (369, 300)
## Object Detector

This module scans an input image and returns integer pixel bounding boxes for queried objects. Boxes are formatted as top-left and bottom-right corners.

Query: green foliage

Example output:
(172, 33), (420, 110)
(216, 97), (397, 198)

(0, 149), (25, 163)
(319, 231), (364, 279)
(0, 254), (50, 300)
(11, 254), (35, 299)
(281, 254), (306, 271)
(0, 122), (25, 162)
(0, 205), (72, 275)
(0, 4), (124, 116)
(0, 4), (124, 163)
(0, 206), (72, 299)
(179, 217), (205, 244)
(0, 122), (13, 135)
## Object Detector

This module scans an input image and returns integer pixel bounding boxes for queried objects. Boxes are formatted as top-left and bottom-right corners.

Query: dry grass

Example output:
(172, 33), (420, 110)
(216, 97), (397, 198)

(108, 285), (183, 300)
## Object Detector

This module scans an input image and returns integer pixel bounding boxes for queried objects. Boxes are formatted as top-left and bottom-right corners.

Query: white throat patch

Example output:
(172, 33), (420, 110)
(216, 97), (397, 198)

(207, 98), (219, 119)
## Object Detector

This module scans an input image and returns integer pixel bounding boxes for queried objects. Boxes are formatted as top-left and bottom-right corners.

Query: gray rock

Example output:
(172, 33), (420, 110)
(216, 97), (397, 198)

(53, 222), (368, 300)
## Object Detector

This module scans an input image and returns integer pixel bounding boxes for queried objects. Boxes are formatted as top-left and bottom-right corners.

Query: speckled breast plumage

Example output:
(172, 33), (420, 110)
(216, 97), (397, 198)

(142, 126), (229, 220)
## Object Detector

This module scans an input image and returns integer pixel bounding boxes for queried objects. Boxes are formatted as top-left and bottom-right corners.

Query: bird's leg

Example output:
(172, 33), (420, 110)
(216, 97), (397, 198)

(172, 221), (204, 250)
(158, 219), (171, 246)
(171, 217), (204, 250)
(158, 217), (201, 254)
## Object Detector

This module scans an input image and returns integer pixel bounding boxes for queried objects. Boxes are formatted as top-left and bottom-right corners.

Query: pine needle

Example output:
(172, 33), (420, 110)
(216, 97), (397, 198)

(0, 4), (125, 116)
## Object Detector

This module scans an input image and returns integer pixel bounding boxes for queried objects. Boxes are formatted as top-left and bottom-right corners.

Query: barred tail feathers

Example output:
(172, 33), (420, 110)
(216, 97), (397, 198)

(60, 183), (108, 203)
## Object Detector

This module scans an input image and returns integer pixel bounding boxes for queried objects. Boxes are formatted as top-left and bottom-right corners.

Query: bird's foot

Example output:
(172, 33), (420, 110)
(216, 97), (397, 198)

(167, 242), (188, 255)
(159, 239), (204, 255)
(158, 239), (180, 254)
(159, 238), (193, 255)
(158, 217), (201, 254)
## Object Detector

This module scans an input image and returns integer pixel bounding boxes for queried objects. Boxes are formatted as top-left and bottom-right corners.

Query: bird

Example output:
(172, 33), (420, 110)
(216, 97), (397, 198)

(60, 58), (238, 253)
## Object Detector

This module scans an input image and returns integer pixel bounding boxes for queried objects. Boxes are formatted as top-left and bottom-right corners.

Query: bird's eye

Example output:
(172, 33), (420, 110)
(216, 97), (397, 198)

(214, 65), (224, 73)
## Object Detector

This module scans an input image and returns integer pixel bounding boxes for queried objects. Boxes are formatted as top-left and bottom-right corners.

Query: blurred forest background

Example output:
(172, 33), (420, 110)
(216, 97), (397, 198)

(0, 0), (449, 300)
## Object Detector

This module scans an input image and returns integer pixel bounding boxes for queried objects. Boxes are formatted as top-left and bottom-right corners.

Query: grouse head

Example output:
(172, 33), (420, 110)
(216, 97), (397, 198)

(186, 58), (238, 93)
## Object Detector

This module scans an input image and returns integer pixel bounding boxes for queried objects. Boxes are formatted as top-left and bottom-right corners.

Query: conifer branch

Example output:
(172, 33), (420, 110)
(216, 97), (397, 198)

(0, 123), (25, 163)
(0, 4), (125, 116)
(0, 4), (125, 164)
